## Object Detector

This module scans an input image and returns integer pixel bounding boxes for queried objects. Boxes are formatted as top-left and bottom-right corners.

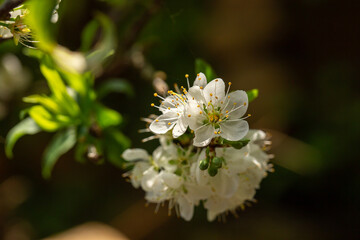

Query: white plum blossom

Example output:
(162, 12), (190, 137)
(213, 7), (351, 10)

(192, 130), (271, 221)
(149, 72), (208, 138)
(187, 78), (250, 147)
(126, 72), (271, 222)
(124, 129), (272, 221)
(122, 141), (210, 220)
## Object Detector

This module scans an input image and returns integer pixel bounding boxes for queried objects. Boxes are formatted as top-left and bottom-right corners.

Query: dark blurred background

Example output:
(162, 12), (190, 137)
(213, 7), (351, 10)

(0, 0), (359, 239)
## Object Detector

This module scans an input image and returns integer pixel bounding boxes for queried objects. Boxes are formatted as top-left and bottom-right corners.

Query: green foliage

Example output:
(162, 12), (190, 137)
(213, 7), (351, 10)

(195, 58), (217, 81)
(5, 118), (41, 158)
(42, 128), (77, 178)
(247, 89), (259, 102)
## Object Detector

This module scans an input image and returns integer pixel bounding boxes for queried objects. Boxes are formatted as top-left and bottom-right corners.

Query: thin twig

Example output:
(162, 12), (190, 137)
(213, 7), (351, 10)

(0, 0), (25, 20)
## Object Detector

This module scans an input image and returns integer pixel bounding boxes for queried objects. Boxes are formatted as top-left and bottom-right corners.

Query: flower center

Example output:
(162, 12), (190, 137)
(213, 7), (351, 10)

(208, 111), (220, 123)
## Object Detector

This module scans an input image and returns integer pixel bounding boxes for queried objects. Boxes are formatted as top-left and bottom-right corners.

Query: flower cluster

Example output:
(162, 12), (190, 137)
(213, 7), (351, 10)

(123, 73), (273, 221)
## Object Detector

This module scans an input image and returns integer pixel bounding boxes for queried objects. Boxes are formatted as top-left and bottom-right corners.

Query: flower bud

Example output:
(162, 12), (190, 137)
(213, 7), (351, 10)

(199, 158), (209, 170)
(208, 165), (218, 177)
(212, 157), (223, 169)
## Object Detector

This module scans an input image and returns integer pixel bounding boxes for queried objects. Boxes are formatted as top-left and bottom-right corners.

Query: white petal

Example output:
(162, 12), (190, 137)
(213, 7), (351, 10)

(172, 115), (188, 138)
(159, 96), (178, 113)
(187, 86), (206, 103)
(161, 172), (183, 189)
(122, 148), (149, 161)
(193, 124), (214, 147)
(141, 167), (158, 192)
(245, 129), (266, 141)
(177, 196), (194, 221)
(131, 162), (151, 188)
(203, 78), (225, 105)
(0, 26), (13, 38)
(211, 172), (239, 198)
(223, 90), (248, 119)
(220, 120), (249, 141)
(186, 102), (207, 130)
(193, 72), (207, 88)
(185, 183), (211, 202)
(149, 112), (179, 134)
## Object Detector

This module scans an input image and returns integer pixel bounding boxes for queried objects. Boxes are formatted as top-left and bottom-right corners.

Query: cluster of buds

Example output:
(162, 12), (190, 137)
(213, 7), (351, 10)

(123, 73), (273, 221)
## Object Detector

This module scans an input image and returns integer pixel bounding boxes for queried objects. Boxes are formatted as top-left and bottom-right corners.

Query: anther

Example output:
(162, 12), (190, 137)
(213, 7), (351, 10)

(154, 93), (158, 97)
(151, 103), (155, 107)
(199, 111), (202, 114)
(156, 119), (159, 122)
(228, 82), (232, 86)
(168, 122), (171, 125)
(188, 114), (191, 117)
(210, 93), (213, 97)
(185, 74), (189, 78)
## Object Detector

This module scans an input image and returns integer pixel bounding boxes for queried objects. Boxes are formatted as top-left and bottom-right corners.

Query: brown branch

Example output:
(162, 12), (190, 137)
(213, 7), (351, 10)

(0, 0), (25, 20)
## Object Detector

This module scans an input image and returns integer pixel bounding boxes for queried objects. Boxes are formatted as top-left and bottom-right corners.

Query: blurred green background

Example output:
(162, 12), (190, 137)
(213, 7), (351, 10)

(0, 0), (359, 239)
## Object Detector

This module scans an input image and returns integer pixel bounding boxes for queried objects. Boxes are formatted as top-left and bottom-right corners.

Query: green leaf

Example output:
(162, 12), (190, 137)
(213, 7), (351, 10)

(42, 128), (77, 178)
(40, 62), (80, 116)
(195, 58), (217, 82)
(26, 0), (57, 51)
(247, 89), (259, 102)
(5, 118), (41, 158)
(81, 19), (100, 52)
(29, 106), (71, 132)
(97, 79), (134, 99)
(86, 13), (117, 73)
(221, 139), (250, 150)
(23, 95), (62, 114)
(94, 103), (122, 129)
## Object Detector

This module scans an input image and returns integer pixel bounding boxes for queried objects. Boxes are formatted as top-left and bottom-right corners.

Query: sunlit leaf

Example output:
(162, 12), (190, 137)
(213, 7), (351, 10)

(29, 106), (71, 132)
(5, 118), (41, 158)
(40, 62), (80, 116)
(42, 127), (76, 178)
(97, 78), (134, 99)
(23, 94), (62, 114)
(247, 89), (259, 103)
(195, 58), (217, 82)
